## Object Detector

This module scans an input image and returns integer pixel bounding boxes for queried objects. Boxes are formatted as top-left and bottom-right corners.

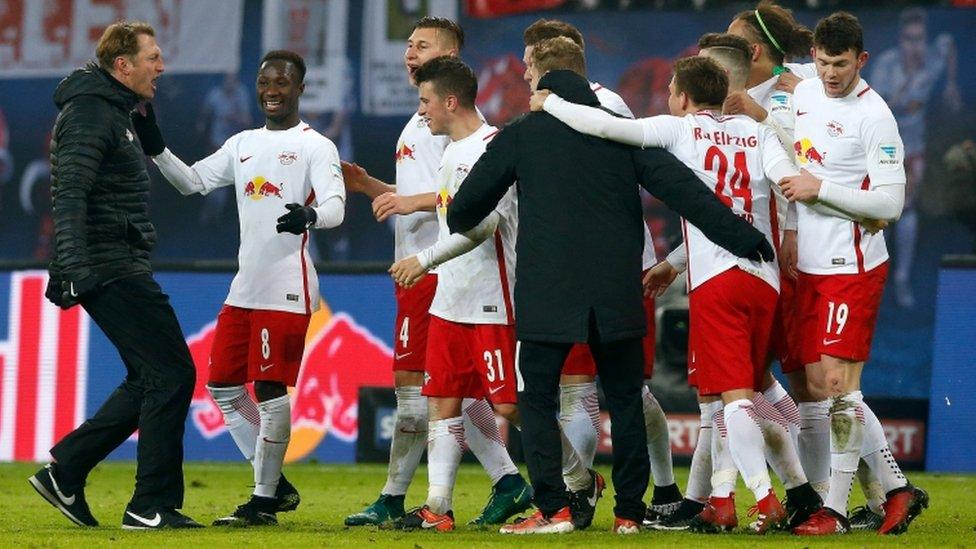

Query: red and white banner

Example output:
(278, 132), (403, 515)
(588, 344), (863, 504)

(0, 0), (243, 79)
(0, 272), (89, 461)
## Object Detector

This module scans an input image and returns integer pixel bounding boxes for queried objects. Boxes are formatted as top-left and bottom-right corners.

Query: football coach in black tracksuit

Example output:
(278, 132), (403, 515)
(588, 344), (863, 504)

(448, 68), (774, 528)
(27, 22), (201, 529)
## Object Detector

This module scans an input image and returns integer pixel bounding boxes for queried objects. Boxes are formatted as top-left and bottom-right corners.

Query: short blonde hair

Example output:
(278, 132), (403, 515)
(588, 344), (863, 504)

(531, 36), (586, 77)
(96, 21), (155, 71)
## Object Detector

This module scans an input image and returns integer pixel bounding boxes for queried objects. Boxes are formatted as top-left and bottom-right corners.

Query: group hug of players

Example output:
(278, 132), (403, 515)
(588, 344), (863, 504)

(337, 7), (924, 536)
(35, 2), (926, 537)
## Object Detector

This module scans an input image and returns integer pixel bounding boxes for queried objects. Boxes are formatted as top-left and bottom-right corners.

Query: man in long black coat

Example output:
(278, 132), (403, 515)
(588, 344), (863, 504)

(447, 69), (773, 530)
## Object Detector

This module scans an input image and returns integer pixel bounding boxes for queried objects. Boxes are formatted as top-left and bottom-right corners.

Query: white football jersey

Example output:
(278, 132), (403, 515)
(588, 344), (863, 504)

(428, 124), (518, 325)
(792, 78), (906, 275)
(191, 122), (345, 314)
(591, 82), (656, 269)
(639, 112), (792, 292)
(748, 62), (817, 239)
(394, 112), (450, 260)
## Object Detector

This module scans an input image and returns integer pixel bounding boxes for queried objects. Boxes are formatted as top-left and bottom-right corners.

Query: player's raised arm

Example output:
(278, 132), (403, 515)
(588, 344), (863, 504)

(133, 103), (229, 196)
(340, 160), (396, 199)
(538, 92), (647, 147)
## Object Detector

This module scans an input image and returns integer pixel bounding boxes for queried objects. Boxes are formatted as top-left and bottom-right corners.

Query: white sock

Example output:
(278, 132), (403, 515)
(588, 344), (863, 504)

(859, 402), (908, 495)
(254, 395), (291, 498)
(426, 416), (465, 515)
(462, 398), (518, 484)
(710, 402), (737, 498)
(824, 391), (865, 515)
(686, 402), (714, 502)
(724, 399), (773, 501)
(863, 446), (909, 495)
(560, 427), (591, 491)
(381, 386), (428, 496)
(856, 461), (886, 515)
(559, 382), (600, 468)
(208, 385), (260, 462)
(752, 393), (807, 489)
(798, 400), (831, 498)
(763, 379), (801, 448)
(642, 385), (675, 487)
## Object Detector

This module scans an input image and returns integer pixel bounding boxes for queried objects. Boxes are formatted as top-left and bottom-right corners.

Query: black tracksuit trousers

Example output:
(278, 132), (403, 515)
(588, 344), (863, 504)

(50, 274), (195, 511)
(517, 328), (649, 522)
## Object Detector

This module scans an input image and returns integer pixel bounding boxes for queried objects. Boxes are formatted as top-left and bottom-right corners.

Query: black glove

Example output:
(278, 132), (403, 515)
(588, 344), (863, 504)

(130, 102), (166, 156)
(45, 273), (64, 308)
(276, 203), (317, 234)
(747, 237), (776, 263)
(59, 275), (101, 310)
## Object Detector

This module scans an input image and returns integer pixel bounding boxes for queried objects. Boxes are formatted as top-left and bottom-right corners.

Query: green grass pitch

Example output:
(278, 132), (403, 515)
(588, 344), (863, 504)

(3, 462), (975, 547)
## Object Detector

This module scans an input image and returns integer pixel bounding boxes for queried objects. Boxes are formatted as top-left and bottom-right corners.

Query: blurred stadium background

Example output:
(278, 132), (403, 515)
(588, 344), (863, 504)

(0, 0), (973, 474)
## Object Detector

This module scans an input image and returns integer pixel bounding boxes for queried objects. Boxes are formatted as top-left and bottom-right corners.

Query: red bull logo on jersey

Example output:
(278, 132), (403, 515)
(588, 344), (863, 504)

(186, 302), (394, 462)
(795, 138), (827, 166)
(435, 188), (453, 213)
(394, 142), (415, 163)
(243, 176), (285, 200)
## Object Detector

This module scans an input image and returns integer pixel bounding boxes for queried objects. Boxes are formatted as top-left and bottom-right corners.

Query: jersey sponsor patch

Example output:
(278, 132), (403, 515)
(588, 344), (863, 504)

(243, 176), (285, 200)
(331, 162), (344, 182)
(769, 93), (791, 113)
(878, 142), (902, 167)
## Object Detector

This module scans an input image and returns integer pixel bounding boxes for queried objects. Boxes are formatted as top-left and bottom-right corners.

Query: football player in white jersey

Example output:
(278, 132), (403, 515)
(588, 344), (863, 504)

(522, 20), (682, 524)
(727, 6), (907, 528)
(341, 18), (531, 527)
(385, 56), (546, 532)
(637, 32), (821, 532)
(780, 12), (926, 536)
(870, 8), (960, 309)
(135, 51), (345, 525)
(536, 55), (817, 534)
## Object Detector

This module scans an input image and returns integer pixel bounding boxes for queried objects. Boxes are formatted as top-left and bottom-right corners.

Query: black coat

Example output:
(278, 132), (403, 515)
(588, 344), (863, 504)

(49, 61), (156, 285)
(448, 70), (768, 344)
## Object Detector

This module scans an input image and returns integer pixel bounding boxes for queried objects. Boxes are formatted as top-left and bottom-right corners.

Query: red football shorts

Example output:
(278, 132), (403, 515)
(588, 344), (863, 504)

(770, 273), (803, 373)
(393, 273), (437, 372)
(423, 316), (518, 405)
(795, 262), (888, 366)
(562, 296), (656, 379)
(688, 268), (777, 396)
(209, 304), (311, 386)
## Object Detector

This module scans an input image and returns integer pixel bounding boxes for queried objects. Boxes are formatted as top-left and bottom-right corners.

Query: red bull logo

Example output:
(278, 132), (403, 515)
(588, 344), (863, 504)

(243, 176), (285, 200)
(394, 142), (415, 163)
(795, 138), (827, 166)
(186, 302), (394, 462)
(435, 188), (453, 213)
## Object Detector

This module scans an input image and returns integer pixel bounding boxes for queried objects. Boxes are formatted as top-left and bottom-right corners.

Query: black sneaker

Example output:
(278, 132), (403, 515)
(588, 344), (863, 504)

(848, 505), (884, 531)
(784, 482), (823, 529)
(212, 495), (279, 527)
(122, 506), (204, 530)
(568, 469), (605, 530)
(275, 475), (300, 513)
(643, 483), (683, 527)
(649, 498), (706, 531)
(28, 463), (98, 527)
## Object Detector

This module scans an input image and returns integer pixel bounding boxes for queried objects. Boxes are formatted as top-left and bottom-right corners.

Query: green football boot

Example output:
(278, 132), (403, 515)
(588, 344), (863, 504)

(468, 474), (533, 526)
(344, 494), (406, 526)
